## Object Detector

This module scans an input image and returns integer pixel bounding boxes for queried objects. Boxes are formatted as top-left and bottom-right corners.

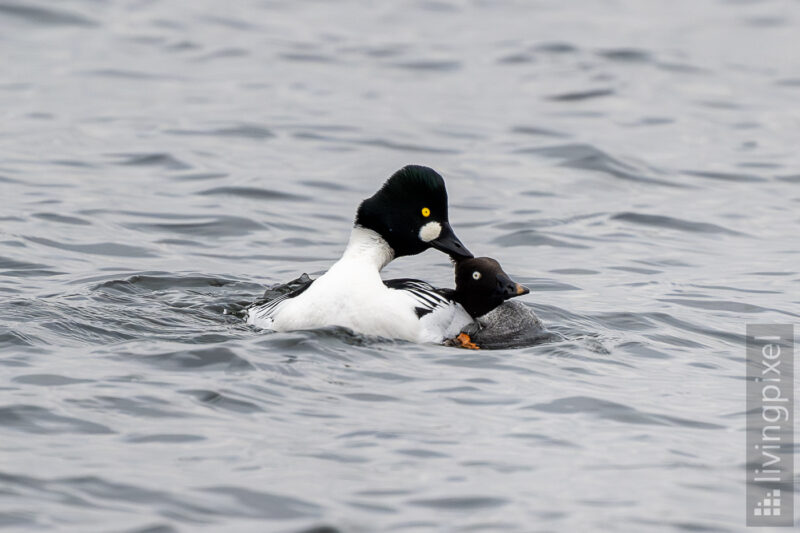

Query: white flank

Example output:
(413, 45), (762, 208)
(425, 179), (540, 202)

(250, 226), (422, 342)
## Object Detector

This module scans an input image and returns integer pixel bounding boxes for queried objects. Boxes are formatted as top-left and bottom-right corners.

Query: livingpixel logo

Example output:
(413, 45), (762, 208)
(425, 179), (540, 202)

(753, 489), (781, 518)
(746, 324), (794, 527)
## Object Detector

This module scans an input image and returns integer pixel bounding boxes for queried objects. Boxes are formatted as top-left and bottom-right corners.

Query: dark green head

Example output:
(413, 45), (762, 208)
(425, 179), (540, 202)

(355, 165), (472, 260)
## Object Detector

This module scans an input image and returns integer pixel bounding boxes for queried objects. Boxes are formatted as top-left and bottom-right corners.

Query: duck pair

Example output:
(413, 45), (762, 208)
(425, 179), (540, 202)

(246, 165), (529, 348)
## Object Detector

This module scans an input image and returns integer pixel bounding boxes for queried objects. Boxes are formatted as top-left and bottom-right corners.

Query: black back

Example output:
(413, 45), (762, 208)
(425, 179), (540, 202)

(384, 278), (453, 318)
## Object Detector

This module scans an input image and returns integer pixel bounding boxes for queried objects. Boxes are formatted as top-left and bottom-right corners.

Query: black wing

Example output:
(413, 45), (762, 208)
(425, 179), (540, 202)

(249, 275), (314, 320)
(384, 278), (455, 319)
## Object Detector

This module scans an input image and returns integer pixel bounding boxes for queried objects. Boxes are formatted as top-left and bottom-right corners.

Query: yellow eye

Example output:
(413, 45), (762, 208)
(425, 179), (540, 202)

(421, 207), (431, 217)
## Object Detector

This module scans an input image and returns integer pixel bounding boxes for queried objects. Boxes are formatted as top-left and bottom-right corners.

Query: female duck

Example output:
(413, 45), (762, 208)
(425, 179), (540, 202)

(385, 256), (530, 347)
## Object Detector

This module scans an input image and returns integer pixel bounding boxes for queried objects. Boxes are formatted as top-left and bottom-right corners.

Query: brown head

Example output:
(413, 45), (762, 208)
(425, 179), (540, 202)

(452, 257), (529, 318)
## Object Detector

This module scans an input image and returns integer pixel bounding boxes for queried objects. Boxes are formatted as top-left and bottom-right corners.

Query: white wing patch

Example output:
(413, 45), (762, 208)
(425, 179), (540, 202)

(383, 279), (453, 318)
(384, 280), (474, 342)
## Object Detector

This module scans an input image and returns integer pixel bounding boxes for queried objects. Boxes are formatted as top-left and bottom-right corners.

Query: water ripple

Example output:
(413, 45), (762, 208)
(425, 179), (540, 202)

(25, 236), (157, 258)
(520, 144), (687, 188)
(611, 212), (744, 236)
(547, 88), (615, 101)
(0, 3), (96, 27)
(165, 124), (275, 139)
(527, 396), (725, 429)
(0, 405), (114, 435)
(198, 186), (308, 201)
(111, 153), (191, 171)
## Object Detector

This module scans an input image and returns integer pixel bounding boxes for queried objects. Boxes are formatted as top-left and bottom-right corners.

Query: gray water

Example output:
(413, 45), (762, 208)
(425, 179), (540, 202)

(1, 1), (799, 531)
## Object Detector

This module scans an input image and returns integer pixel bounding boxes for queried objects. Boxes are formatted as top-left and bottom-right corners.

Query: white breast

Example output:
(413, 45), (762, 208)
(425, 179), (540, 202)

(267, 266), (422, 342)
(247, 227), (424, 342)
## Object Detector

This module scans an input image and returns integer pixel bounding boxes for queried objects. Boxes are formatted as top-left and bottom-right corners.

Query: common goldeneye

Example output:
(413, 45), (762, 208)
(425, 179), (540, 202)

(385, 256), (529, 347)
(246, 165), (472, 341)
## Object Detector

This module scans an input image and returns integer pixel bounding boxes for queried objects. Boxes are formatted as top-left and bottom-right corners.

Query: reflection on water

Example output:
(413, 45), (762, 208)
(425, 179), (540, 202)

(1, 0), (799, 531)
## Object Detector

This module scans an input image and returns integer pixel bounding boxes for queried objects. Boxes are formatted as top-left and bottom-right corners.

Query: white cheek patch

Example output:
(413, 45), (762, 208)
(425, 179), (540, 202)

(419, 221), (442, 242)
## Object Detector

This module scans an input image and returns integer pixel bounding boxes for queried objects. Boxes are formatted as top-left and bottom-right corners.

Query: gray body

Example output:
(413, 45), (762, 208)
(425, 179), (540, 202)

(461, 300), (556, 349)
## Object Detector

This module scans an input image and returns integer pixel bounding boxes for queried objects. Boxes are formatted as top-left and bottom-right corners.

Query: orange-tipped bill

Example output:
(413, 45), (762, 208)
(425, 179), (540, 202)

(497, 272), (529, 300)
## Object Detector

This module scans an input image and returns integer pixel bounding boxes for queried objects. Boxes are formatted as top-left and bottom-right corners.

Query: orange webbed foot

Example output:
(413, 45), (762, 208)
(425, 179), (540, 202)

(453, 332), (480, 350)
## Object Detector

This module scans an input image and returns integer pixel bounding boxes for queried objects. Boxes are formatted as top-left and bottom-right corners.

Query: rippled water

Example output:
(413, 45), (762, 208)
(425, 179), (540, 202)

(2, 1), (799, 531)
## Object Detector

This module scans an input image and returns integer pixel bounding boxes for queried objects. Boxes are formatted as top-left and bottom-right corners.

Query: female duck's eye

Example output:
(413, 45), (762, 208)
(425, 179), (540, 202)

(421, 207), (431, 217)
(472, 271), (481, 280)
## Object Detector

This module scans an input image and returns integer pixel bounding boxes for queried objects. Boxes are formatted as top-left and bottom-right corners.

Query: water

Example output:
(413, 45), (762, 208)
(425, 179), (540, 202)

(1, 0), (799, 531)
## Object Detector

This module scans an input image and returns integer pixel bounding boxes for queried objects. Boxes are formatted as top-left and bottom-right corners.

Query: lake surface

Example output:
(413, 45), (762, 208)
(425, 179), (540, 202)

(1, 1), (798, 531)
